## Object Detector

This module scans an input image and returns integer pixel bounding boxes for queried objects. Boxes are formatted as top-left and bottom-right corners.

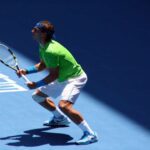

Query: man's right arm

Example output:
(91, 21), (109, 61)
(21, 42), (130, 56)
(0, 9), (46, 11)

(17, 60), (46, 76)
(35, 60), (46, 71)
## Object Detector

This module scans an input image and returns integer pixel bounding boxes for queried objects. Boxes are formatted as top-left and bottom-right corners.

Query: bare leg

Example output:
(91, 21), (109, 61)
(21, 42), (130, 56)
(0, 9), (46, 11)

(34, 89), (56, 111)
(59, 100), (94, 135)
(59, 100), (83, 124)
(32, 89), (66, 120)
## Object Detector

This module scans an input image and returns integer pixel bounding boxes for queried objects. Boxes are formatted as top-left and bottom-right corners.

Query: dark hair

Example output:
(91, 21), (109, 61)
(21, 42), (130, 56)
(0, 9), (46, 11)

(34, 20), (55, 41)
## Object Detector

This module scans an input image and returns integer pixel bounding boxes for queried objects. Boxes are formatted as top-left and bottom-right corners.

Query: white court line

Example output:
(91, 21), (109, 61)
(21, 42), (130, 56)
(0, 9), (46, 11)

(0, 73), (27, 93)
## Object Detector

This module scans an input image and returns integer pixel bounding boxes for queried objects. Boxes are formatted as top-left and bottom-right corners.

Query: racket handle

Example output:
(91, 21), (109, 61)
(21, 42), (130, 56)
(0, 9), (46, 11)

(21, 74), (30, 83)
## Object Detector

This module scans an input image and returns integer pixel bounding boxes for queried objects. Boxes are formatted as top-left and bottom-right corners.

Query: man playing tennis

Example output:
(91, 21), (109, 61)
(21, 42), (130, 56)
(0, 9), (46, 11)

(17, 20), (98, 145)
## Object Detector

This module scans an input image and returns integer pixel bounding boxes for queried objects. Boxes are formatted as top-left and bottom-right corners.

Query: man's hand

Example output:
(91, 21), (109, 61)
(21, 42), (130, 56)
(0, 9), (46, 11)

(26, 82), (36, 89)
(16, 69), (27, 77)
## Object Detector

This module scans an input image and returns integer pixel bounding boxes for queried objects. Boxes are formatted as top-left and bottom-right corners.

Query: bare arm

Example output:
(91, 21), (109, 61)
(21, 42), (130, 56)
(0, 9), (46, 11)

(43, 67), (59, 84)
(35, 60), (46, 71)
(17, 60), (46, 76)
(27, 66), (59, 89)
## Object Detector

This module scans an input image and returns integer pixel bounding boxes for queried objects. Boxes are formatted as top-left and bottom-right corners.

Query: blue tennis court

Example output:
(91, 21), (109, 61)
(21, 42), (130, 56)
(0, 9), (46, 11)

(0, 0), (150, 150)
(0, 51), (149, 150)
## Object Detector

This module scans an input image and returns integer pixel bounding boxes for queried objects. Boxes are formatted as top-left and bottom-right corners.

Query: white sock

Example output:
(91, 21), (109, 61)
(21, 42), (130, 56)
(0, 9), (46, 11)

(52, 107), (64, 119)
(78, 120), (94, 135)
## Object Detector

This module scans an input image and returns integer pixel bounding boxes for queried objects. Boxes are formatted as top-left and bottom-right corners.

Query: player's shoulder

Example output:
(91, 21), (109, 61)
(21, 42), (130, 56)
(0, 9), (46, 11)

(49, 40), (68, 53)
(50, 40), (64, 48)
(46, 40), (59, 55)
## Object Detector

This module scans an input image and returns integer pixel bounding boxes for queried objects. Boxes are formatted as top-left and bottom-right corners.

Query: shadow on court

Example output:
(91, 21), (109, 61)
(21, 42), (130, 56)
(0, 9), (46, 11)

(0, 127), (75, 147)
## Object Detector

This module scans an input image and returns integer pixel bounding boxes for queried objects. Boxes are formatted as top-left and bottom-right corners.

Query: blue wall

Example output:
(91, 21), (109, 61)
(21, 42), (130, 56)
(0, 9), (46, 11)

(0, 0), (150, 129)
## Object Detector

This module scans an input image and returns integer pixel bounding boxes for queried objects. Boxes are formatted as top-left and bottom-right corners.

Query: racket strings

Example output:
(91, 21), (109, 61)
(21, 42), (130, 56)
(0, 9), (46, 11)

(0, 45), (17, 68)
(0, 46), (11, 60)
(4, 55), (16, 67)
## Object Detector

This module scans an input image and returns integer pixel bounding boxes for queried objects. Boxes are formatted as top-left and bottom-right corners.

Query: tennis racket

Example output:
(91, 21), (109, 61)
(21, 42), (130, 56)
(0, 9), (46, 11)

(0, 43), (30, 83)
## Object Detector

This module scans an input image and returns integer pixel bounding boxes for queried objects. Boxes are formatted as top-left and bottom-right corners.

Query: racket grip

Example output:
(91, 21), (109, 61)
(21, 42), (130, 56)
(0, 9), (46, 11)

(21, 74), (30, 83)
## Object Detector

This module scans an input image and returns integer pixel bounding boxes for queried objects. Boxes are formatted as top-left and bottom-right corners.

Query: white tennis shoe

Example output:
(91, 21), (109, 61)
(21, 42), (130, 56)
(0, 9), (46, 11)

(76, 131), (98, 145)
(43, 116), (71, 127)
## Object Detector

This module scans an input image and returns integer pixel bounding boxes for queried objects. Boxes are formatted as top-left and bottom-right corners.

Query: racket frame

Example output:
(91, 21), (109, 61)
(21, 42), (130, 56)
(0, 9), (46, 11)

(0, 44), (30, 83)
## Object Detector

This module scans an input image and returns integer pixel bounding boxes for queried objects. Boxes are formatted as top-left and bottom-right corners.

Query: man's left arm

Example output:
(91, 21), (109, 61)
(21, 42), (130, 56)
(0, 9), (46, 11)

(43, 67), (59, 84)
(27, 67), (59, 89)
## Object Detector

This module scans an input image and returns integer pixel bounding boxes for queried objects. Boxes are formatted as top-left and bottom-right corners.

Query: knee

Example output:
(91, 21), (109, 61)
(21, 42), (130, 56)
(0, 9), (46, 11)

(32, 92), (46, 103)
(58, 101), (71, 113)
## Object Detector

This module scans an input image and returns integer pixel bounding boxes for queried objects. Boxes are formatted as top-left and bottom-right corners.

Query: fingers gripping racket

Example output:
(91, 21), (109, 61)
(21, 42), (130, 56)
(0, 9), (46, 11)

(0, 43), (30, 83)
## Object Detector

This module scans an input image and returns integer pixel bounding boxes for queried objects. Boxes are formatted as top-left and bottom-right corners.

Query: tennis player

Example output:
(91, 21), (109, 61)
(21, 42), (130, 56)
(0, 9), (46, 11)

(17, 20), (98, 145)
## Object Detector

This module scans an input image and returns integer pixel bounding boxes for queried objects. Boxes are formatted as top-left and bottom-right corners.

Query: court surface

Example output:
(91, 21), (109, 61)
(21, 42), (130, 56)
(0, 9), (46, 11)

(0, 50), (150, 150)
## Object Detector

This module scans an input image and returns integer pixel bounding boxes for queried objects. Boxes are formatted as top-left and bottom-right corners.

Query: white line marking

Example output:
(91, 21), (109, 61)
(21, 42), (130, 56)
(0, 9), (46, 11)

(0, 73), (27, 93)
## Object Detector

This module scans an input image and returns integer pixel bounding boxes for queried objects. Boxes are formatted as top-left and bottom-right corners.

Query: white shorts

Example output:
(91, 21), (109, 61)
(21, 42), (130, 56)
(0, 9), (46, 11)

(38, 72), (88, 103)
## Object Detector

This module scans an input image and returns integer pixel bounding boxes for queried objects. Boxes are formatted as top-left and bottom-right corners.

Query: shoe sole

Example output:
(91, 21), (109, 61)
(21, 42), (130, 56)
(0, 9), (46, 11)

(76, 138), (98, 145)
(43, 121), (71, 127)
